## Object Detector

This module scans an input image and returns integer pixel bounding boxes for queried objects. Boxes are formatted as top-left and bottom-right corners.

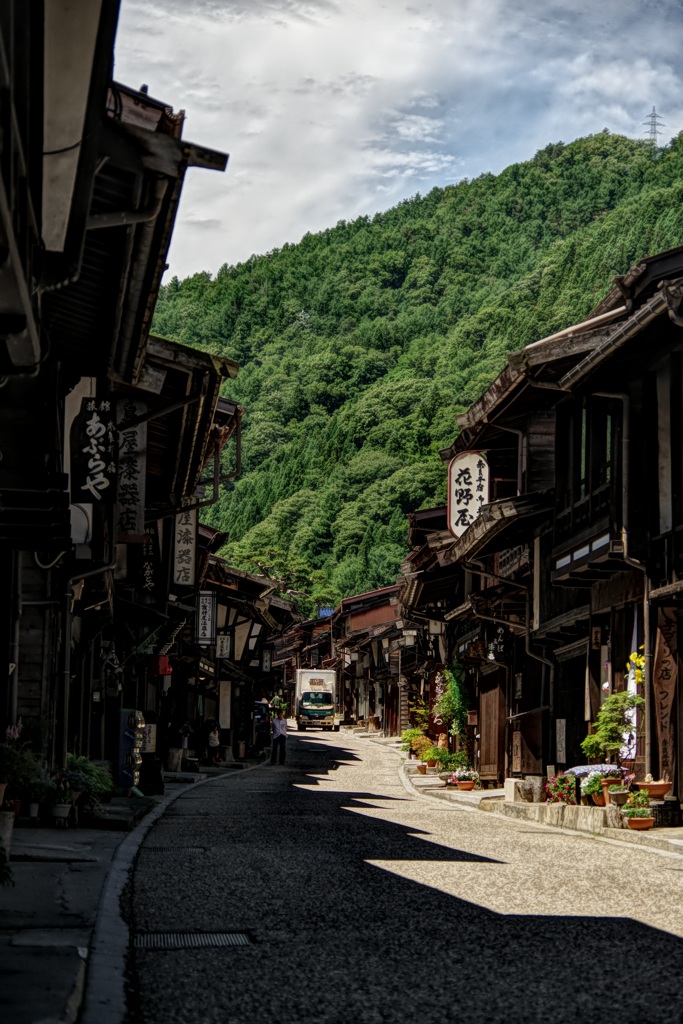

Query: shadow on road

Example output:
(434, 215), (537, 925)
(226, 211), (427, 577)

(131, 732), (683, 1024)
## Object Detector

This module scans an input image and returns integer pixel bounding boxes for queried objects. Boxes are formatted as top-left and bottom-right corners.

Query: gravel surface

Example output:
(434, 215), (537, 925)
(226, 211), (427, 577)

(129, 731), (683, 1024)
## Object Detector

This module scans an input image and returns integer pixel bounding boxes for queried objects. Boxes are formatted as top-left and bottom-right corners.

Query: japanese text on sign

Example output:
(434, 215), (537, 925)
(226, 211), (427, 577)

(117, 400), (147, 539)
(70, 398), (117, 504)
(447, 451), (489, 538)
(196, 591), (216, 647)
(173, 506), (197, 586)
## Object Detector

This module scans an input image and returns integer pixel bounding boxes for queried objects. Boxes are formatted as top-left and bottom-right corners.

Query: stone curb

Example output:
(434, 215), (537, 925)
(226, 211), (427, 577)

(398, 761), (683, 859)
(80, 760), (267, 1024)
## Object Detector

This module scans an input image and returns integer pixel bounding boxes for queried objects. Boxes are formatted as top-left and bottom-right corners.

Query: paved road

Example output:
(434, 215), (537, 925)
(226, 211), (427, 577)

(128, 731), (683, 1024)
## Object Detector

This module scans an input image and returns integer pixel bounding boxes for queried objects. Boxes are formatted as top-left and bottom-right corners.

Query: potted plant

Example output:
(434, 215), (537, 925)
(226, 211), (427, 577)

(26, 771), (55, 818)
(622, 789), (655, 830)
(598, 767), (624, 804)
(607, 784), (630, 807)
(0, 720), (38, 812)
(412, 735), (433, 774)
(400, 728), (425, 759)
(633, 774), (672, 800)
(435, 749), (470, 780)
(545, 773), (576, 804)
(423, 745), (440, 769)
(581, 771), (606, 805)
(50, 778), (72, 825)
(581, 691), (645, 768)
(65, 754), (112, 814)
(450, 767), (479, 791)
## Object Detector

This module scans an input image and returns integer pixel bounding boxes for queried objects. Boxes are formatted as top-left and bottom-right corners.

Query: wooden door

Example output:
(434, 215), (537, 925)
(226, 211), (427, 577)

(479, 675), (506, 781)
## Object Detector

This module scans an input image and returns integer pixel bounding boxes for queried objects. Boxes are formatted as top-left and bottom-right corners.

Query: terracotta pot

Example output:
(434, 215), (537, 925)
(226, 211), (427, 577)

(426, 760), (437, 768)
(636, 781), (672, 800)
(456, 780), (476, 791)
(591, 793), (606, 807)
(626, 816), (655, 830)
(416, 765), (427, 775)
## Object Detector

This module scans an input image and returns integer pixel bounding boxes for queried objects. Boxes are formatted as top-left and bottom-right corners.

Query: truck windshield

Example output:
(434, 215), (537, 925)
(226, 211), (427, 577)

(301, 692), (333, 707)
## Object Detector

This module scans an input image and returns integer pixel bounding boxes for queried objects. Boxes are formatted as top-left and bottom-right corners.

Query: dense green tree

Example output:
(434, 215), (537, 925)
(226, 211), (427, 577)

(153, 132), (683, 606)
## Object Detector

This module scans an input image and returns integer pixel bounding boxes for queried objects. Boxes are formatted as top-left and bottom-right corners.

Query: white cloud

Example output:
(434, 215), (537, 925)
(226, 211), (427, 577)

(114, 0), (683, 277)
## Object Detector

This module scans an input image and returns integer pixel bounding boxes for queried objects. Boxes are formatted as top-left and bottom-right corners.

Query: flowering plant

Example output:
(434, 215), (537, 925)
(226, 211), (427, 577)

(625, 646), (645, 685)
(545, 773), (576, 804)
(581, 768), (623, 796)
(450, 767), (479, 782)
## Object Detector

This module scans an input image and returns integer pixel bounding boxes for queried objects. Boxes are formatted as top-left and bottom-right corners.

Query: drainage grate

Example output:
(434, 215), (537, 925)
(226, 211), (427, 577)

(135, 932), (253, 950)
(143, 846), (206, 854)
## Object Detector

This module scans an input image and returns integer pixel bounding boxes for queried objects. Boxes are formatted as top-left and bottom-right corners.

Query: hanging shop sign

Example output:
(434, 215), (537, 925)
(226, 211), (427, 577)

(196, 590), (216, 647)
(447, 451), (489, 537)
(173, 505), (197, 587)
(653, 608), (677, 781)
(141, 524), (160, 596)
(117, 399), (147, 540)
(70, 398), (117, 504)
(216, 634), (231, 659)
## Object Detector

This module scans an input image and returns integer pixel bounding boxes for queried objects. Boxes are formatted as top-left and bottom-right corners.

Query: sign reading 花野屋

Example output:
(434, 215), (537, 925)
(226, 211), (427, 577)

(447, 451), (489, 537)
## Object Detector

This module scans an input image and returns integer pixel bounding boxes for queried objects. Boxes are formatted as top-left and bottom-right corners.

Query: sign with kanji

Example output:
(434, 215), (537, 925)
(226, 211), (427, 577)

(216, 634), (231, 659)
(117, 399), (147, 540)
(447, 451), (489, 537)
(141, 525), (160, 596)
(70, 398), (117, 504)
(173, 506), (197, 587)
(653, 608), (677, 781)
(196, 591), (216, 647)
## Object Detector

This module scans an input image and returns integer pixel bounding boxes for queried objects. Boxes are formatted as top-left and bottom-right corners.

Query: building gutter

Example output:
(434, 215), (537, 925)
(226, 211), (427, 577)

(558, 291), (667, 391)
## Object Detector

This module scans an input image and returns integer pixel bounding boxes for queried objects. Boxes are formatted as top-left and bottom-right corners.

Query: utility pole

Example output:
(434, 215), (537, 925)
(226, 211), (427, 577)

(642, 105), (665, 145)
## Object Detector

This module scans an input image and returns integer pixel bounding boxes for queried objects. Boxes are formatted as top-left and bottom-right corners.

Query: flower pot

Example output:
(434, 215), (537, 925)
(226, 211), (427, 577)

(456, 780), (476, 791)
(607, 790), (629, 807)
(591, 793), (606, 807)
(0, 782), (7, 807)
(51, 804), (71, 826)
(636, 781), (672, 800)
(29, 802), (39, 818)
(600, 778), (623, 804)
(416, 764), (427, 775)
(626, 816), (655, 831)
(426, 760), (437, 769)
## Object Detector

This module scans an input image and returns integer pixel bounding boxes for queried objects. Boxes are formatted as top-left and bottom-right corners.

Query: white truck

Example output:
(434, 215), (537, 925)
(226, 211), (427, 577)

(294, 669), (340, 731)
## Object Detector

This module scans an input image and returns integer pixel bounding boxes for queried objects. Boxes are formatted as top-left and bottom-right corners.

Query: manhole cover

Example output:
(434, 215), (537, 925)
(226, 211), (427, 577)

(134, 932), (253, 950)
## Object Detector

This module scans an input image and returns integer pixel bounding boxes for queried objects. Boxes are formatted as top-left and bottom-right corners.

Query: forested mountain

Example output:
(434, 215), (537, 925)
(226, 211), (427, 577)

(153, 131), (683, 613)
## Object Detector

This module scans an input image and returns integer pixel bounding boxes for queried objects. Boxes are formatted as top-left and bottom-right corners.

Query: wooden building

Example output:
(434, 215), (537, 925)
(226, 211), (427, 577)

(398, 245), (683, 804)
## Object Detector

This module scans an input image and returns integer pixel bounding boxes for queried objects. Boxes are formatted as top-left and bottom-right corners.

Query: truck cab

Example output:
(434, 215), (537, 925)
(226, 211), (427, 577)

(295, 669), (339, 731)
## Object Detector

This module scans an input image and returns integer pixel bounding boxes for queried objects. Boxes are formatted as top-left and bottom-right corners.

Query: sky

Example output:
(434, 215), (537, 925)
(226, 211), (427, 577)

(114, 0), (683, 280)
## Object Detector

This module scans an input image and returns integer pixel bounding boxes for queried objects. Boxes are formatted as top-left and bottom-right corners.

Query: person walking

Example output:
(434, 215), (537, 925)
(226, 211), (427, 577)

(270, 709), (287, 765)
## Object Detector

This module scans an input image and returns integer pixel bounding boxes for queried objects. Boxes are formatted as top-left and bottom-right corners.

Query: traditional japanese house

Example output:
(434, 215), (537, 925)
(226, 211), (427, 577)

(0, 4), (231, 771)
(426, 244), (683, 801)
(330, 586), (407, 734)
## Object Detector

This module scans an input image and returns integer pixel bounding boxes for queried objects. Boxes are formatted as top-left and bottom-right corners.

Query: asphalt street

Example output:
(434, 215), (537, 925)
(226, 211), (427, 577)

(127, 731), (683, 1024)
